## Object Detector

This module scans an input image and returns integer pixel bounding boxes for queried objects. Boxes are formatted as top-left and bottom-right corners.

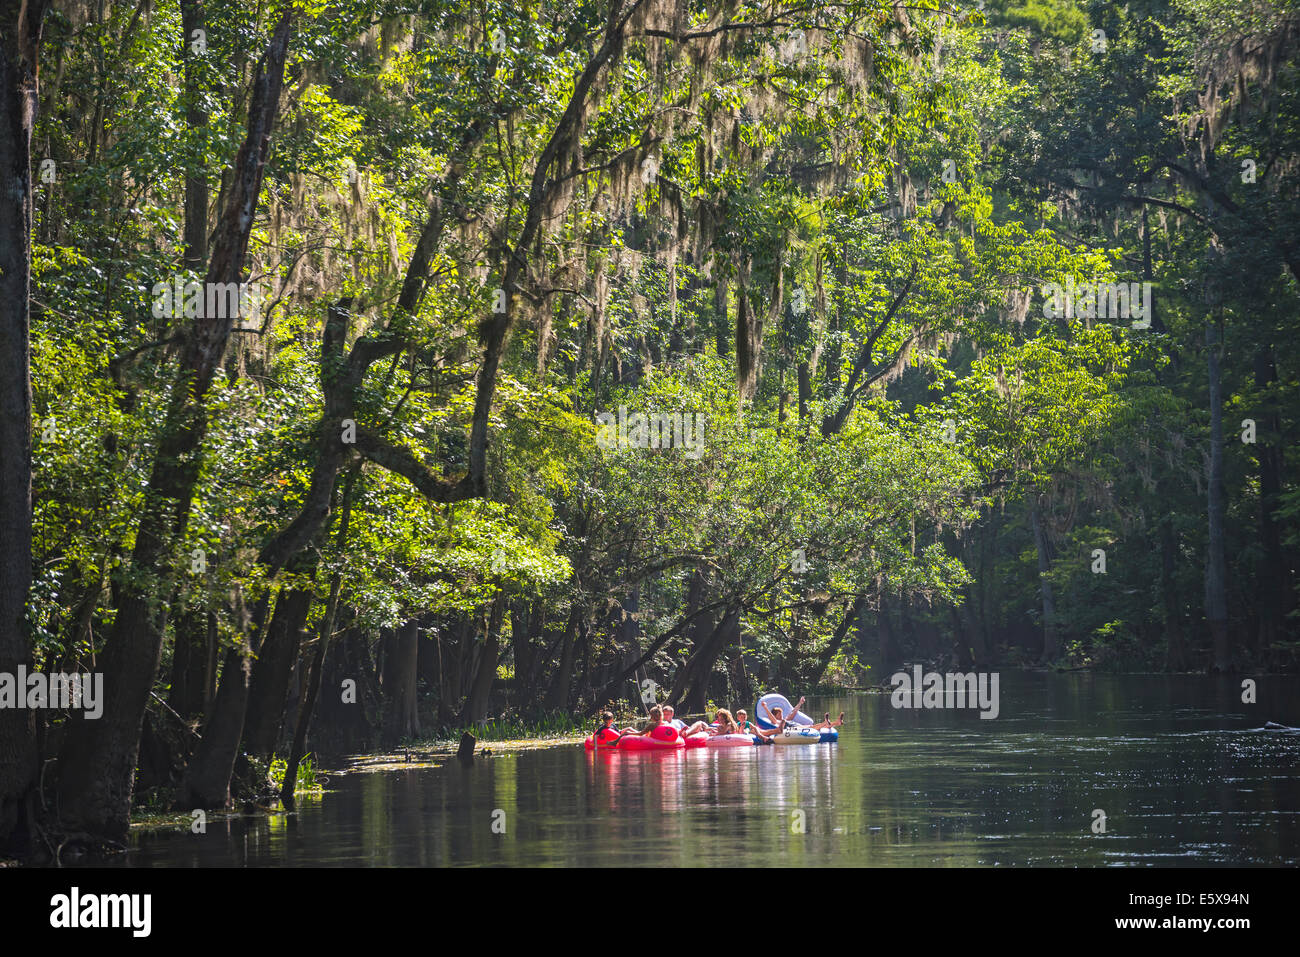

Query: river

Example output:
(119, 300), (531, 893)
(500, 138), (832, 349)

(119, 674), (1299, 866)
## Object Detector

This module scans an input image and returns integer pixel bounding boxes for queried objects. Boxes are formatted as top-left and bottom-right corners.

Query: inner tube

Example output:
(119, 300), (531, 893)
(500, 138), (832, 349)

(755, 692), (813, 729)
(582, 726), (624, 750)
(618, 726), (685, 750)
(683, 732), (709, 748)
(705, 733), (755, 747)
(757, 692), (838, 741)
(584, 724), (686, 751)
(773, 728), (823, 745)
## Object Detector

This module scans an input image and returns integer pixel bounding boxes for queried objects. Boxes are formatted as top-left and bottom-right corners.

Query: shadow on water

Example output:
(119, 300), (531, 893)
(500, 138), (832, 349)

(115, 674), (1299, 866)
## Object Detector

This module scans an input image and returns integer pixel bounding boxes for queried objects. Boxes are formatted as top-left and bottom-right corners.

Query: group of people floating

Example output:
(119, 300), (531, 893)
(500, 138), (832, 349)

(598, 696), (846, 745)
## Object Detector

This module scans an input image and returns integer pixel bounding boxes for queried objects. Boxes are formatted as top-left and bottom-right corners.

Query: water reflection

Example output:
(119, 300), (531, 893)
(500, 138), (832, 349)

(119, 675), (1299, 867)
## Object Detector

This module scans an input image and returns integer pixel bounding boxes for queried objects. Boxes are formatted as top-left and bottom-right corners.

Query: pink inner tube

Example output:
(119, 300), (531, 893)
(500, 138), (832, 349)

(584, 724), (685, 751)
(683, 732), (709, 748)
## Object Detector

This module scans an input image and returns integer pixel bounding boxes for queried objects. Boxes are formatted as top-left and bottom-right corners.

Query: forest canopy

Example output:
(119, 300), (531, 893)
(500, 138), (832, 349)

(1, 0), (1297, 850)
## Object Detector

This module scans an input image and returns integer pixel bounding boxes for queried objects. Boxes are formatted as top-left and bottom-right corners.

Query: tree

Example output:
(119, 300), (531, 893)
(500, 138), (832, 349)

(0, 0), (48, 855)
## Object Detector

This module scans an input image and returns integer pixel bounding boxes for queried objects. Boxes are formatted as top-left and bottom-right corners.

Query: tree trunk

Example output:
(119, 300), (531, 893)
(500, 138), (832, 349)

(682, 608), (738, 714)
(281, 468), (357, 806)
(1162, 516), (1187, 670)
(315, 624), (375, 752)
(432, 625), (454, 726)
(439, 619), (468, 720)
(1254, 345), (1284, 656)
(180, 0), (207, 275)
(0, 0), (46, 854)
(1028, 497), (1060, 661)
(242, 585), (313, 760)
(280, 586), (335, 807)
(56, 12), (294, 840)
(950, 605), (974, 670)
(713, 255), (730, 357)
(510, 599), (541, 700)
(167, 604), (211, 720)
(460, 597), (504, 726)
(545, 607), (583, 712)
(797, 361), (811, 424)
(174, 590), (274, 809)
(1206, 315), (1230, 672)
(381, 619), (421, 745)
(978, 508), (998, 665)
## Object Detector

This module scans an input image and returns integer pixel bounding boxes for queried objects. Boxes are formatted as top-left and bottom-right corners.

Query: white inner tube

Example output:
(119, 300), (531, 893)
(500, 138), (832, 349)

(756, 692), (815, 728)
(772, 728), (822, 745)
(706, 733), (755, 747)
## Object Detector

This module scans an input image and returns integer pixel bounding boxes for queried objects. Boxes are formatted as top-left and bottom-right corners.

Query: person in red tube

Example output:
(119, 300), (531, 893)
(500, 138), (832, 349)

(591, 711), (622, 747)
(619, 705), (670, 739)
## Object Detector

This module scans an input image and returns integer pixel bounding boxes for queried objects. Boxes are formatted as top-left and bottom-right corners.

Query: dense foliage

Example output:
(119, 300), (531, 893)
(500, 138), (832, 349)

(1, 0), (1296, 850)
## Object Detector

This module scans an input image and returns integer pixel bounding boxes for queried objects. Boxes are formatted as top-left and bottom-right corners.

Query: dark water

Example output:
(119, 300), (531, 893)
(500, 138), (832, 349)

(123, 674), (1299, 866)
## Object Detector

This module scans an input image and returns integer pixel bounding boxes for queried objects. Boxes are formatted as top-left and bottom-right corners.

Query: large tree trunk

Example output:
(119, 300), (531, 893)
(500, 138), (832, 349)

(180, 0), (207, 274)
(381, 619), (421, 745)
(0, 0), (47, 855)
(438, 619), (470, 721)
(545, 607), (583, 712)
(681, 608), (738, 715)
(280, 468), (356, 806)
(1254, 345), (1285, 656)
(55, 12), (294, 841)
(279, 585), (337, 807)
(460, 597), (504, 726)
(1028, 497), (1060, 661)
(1205, 315), (1230, 672)
(242, 585), (313, 760)
(167, 605), (213, 720)
(175, 590), (275, 809)
(509, 599), (542, 702)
